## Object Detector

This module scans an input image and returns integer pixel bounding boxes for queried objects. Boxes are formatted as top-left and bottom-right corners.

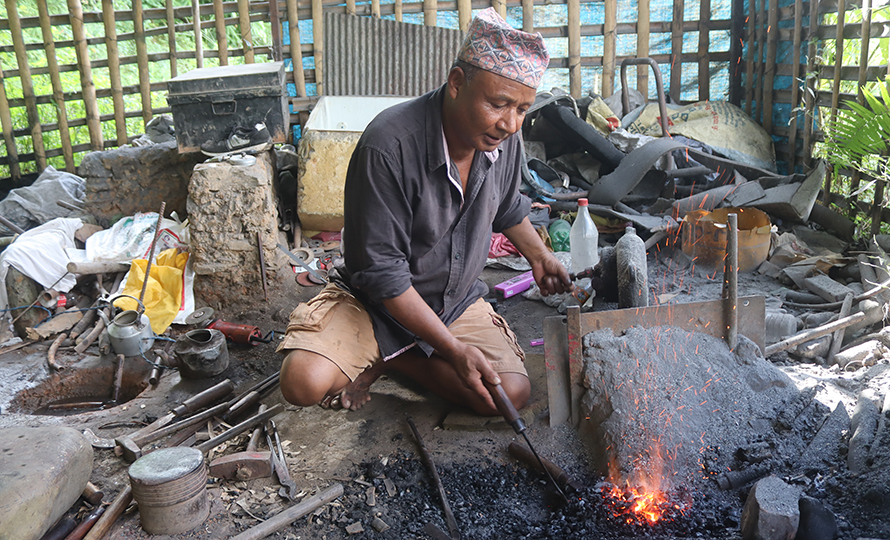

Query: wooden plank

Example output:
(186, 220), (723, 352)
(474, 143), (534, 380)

(102, 0), (127, 146)
(698, 0), (711, 101)
(637, 0), (650, 95)
(6, 0), (47, 171)
(728, 0), (744, 105)
(287, 0), (306, 97)
(521, 0), (533, 32)
(569, 0), (582, 98)
(803, 0), (818, 169)
(312, 0), (323, 94)
(787, 0), (804, 172)
(424, 0), (437, 26)
(67, 0), (104, 151)
(37, 0), (74, 171)
(543, 315), (571, 426)
(744, 0), (757, 114)
(239, 0), (255, 63)
(461, 0), (473, 31)
(566, 306), (584, 426)
(601, 0), (615, 97)
(0, 67), (21, 180)
(670, 0), (684, 101)
(763, 0), (779, 131)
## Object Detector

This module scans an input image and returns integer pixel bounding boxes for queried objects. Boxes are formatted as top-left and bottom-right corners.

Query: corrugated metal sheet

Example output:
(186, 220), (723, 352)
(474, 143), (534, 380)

(324, 13), (465, 97)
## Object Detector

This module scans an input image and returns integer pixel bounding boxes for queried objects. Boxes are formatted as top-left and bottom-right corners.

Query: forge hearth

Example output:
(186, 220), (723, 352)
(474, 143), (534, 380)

(578, 325), (797, 491)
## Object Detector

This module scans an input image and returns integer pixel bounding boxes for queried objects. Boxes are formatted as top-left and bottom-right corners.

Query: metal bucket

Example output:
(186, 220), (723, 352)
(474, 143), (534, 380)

(173, 328), (229, 379)
(128, 447), (209, 535)
(681, 207), (772, 273)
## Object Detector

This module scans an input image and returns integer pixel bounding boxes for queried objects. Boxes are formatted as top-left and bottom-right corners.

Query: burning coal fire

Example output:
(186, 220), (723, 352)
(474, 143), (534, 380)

(597, 481), (692, 527)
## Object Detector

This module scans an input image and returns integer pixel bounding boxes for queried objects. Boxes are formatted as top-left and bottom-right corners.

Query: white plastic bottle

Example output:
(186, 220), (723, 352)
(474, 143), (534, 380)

(570, 198), (599, 275)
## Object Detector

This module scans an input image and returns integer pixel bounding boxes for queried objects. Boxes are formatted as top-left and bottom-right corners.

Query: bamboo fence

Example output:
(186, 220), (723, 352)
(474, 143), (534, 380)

(0, 0), (888, 229)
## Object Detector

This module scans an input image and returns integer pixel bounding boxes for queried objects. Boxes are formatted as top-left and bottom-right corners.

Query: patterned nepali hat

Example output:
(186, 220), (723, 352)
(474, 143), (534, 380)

(457, 8), (549, 89)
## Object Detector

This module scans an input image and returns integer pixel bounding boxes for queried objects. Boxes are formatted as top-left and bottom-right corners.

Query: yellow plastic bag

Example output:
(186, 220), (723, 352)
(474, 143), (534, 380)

(116, 248), (189, 335)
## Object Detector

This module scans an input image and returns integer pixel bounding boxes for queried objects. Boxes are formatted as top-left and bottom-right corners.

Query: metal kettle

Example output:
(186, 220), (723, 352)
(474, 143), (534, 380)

(98, 294), (155, 357)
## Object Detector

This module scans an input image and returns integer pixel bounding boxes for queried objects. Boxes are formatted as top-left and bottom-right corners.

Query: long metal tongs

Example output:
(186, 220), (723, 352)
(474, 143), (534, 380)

(265, 419), (300, 501)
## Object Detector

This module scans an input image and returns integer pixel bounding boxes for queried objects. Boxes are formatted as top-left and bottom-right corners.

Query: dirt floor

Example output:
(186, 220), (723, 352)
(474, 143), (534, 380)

(3, 243), (890, 540)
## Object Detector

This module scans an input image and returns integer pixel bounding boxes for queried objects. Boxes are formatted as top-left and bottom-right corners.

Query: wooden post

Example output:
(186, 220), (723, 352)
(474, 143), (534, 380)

(871, 178), (885, 236)
(134, 0), (152, 126)
(461, 0), (474, 31)
(825, 0), (846, 202)
(424, 0), (437, 26)
(744, 0), (756, 114)
(787, 0), (803, 172)
(287, 0), (306, 97)
(102, 0), (127, 147)
(754, 0), (765, 122)
(271, 0), (283, 60)
(6, 0), (47, 171)
(312, 0), (323, 95)
(569, 0), (583, 98)
(762, 0), (778, 131)
(346, 0), (355, 15)
(728, 0), (744, 105)
(371, 0), (380, 17)
(0, 67), (21, 180)
(37, 0), (74, 171)
(850, 0), (872, 199)
(602, 0), (616, 98)
(670, 0), (685, 101)
(214, 0), (228, 66)
(167, 0), (178, 75)
(802, 0), (818, 170)
(193, 0), (204, 68)
(698, 0), (711, 101)
(493, 0), (506, 20)
(240, 0), (255, 63)
(637, 0), (650, 95)
(395, 0), (402, 22)
(67, 0), (104, 151)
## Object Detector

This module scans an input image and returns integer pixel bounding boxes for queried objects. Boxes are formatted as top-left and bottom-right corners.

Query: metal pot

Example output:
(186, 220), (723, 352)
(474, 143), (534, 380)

(174, 329), (229, 379)
(99, 295), (155, 357)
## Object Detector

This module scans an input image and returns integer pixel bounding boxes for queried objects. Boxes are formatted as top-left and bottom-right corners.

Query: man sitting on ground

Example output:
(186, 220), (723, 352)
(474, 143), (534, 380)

(278, 8), (572, 415)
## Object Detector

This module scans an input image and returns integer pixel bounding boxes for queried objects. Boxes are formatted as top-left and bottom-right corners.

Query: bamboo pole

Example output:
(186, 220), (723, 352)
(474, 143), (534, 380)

(569, 0), (583, 98)
(167, 0), (178, 75)
(763, 0), (779, 131)
(312, 0), (323, 94)
(670, 0), (684, 101)
(271, 0), (283, 60)
(0, 67), (21, 180)
(67, 0), (104, 152)
(214, 0), (228, 66)
(240, 0), (255, 63)
(493, 0), (506, 20)
(134, 0), (152, 126)
(744, 0), (756, 114)
(601, 0), (615, 98)
(754, 0), (765, 122)
(825, 0), (846, 202)
(637, 0), (650, 94)
(346, 0), (355, 15)
(871, 176), (885, 236)
(850, 0), (872, 200)
(102, 0), (127, 146)
(371, 0), (380, 17)
(192, 0), (204, 68)
(728, 0), (743, 105)
(287, 0), (306, 97)
(787, 0), (803, 172)
(424, 0), (437, 26)
(698, 0), (710, 101)
(6, 0), (47, 172)
(802, 0), (818, 169)
(37, 0), (74, 171)
(461, 0), (474, 32)
(395, 0), (402, 22)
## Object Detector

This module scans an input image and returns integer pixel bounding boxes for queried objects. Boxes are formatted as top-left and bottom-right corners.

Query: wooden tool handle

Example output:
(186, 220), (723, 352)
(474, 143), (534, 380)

(173, 379), (234, 417)
(483, 381), (525, 434)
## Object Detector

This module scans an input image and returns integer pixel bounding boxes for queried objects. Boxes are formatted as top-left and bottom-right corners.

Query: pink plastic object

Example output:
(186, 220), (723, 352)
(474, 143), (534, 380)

(494, 271), (535, 299)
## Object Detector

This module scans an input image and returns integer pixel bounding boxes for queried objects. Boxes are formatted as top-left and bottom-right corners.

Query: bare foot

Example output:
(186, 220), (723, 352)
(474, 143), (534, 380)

(339, 363), (386, 411)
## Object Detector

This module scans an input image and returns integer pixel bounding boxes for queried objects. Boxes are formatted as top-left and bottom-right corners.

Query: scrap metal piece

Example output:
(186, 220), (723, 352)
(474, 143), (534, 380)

(266, 419), (299, 501)
(277, 242), (327, 283)
(185, 306), (215, 326)
(83, 429), (116, 449)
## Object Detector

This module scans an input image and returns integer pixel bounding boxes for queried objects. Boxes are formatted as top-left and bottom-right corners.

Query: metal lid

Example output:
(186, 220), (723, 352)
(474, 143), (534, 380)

(129, 447), (204, 486)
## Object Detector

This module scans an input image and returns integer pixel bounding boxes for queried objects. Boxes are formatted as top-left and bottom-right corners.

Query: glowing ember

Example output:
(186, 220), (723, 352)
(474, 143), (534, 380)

(599, 482), (689, 526)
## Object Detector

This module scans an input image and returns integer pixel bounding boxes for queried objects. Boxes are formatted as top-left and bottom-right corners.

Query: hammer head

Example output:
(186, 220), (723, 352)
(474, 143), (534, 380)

(208, 451), (272, 481)
(115, 437), (142, 463)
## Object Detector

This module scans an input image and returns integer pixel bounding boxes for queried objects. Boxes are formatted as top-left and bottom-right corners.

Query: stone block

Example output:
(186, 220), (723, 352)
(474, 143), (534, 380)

(79, 141), (203, 222)
(297, 130), (360, 232)
(741, 476), (801, 540)
(0, 426), (93, 540)
(794, 403), (850, 472)
(795, 496), (837, 540)
(804, 274), (855, 303)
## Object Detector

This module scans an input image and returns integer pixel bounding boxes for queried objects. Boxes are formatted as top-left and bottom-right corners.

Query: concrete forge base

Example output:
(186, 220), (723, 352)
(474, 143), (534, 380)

(578, 326), (797, 491)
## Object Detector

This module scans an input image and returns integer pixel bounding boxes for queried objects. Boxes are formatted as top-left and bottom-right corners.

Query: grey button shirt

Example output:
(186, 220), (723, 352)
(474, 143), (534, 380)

(333, 85), (531, 360)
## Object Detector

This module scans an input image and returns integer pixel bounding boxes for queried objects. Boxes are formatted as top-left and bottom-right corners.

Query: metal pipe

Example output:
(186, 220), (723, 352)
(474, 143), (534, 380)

(139, 202), (166, 305)
(0, 214), (24, 234)
(723, 213), (739, 350)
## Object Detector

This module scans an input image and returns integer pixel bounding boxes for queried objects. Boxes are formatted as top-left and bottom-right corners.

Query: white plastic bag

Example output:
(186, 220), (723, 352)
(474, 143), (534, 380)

(85, 212), (189, 262)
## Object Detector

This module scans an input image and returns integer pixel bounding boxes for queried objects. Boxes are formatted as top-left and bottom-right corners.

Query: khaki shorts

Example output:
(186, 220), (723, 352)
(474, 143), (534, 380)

(277, 283), (527, 381)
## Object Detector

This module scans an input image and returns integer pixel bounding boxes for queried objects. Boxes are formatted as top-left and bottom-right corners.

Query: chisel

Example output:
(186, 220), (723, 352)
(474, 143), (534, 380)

(484, 381), (569, 503)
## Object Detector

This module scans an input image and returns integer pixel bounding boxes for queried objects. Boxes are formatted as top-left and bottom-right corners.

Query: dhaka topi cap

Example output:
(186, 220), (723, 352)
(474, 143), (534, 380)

(457, 8), (549, 89)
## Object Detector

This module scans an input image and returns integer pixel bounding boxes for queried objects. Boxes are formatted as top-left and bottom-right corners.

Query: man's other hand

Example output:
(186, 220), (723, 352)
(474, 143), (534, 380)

(533, 252), (573, 296)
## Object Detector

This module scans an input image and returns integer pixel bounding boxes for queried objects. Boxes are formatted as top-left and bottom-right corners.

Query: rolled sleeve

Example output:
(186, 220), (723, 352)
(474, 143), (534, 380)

(343, 146), (415, 304)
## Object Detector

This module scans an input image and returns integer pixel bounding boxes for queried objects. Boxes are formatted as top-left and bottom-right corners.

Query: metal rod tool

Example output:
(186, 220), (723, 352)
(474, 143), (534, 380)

(276, 242), (327, 283)
(484, 381), (569, 503)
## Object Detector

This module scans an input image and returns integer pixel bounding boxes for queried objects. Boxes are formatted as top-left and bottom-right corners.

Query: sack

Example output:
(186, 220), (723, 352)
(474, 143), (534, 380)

(116, 248), (192, 335)
(85, 212), (189, 262)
